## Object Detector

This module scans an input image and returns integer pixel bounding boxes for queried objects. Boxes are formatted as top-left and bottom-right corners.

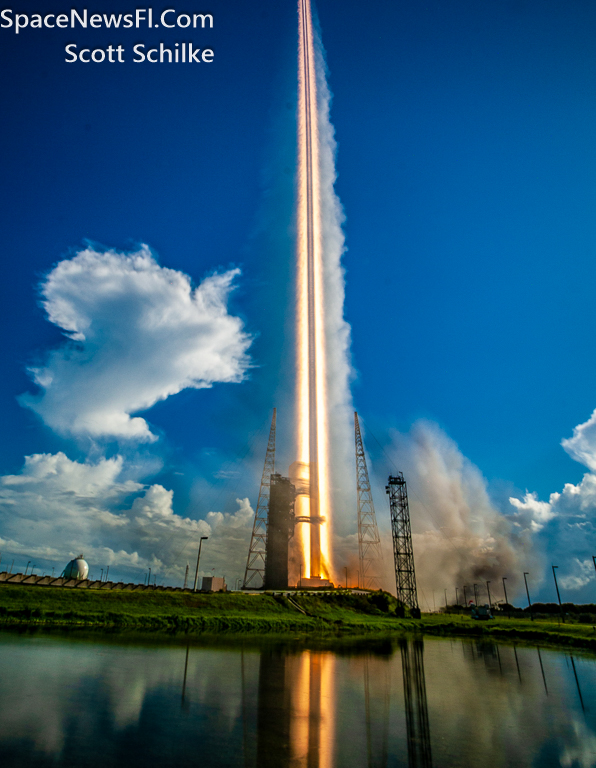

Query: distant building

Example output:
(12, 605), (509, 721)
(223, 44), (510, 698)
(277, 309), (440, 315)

(61, 555), (89, 580)
(201, 576), (226, 592)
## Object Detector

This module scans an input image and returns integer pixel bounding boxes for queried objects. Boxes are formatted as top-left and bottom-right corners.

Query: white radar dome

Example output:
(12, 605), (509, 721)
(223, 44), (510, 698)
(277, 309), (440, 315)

(62, 555), (89, 580)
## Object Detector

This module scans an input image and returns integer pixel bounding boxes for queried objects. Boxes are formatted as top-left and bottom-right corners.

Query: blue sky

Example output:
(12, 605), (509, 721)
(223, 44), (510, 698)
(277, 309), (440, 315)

(2, 0), (596, 601)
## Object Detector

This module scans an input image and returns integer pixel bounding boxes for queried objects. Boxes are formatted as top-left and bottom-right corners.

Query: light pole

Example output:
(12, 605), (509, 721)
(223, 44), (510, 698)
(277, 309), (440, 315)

(552, 565), (564, 623)
(473, 583), (478, 606)
(463, 585), (468, 607)
(486, 580), (492, 610)
(502, 576), (509, 618)
(299, 563), (302, 589)
(344, 567), (348, 589)
(444, 589), (448, 609)
(455, 587), (459, 608)
(105, 566), (109, 582)
(24, 561), (31, 576)
(193, 536), (208, 592)
(523, 572), (533, 621)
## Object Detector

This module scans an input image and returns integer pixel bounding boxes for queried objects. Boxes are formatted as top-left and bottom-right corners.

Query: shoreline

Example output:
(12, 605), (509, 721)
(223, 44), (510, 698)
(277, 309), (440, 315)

(2, 584), (596, 652)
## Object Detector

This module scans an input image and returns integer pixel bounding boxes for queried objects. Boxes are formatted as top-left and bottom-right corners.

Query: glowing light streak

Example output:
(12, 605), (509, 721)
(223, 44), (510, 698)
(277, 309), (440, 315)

(296, 0), (331, 580)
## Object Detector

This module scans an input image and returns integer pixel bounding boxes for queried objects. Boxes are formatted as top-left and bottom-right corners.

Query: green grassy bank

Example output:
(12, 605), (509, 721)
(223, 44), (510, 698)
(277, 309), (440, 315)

(416, 613), (596, 653)
(2, 584), (596, 652)
(0, 585), (400, 634)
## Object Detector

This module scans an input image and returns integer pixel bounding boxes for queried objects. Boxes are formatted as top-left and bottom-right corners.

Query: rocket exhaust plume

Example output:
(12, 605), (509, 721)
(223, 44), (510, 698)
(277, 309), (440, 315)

(291, 1), (532, 596)
(296, 0), (329, 579)
(293, 0), (355, 583)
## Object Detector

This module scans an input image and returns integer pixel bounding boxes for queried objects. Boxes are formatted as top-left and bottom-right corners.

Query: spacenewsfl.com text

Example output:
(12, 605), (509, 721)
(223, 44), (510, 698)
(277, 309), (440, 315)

(0, 8), (215, 62)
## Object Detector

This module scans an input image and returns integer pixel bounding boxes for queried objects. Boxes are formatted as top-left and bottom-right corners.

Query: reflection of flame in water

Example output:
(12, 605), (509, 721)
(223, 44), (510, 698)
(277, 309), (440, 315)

(257, 650), (335, 768)
(2, 636), (596, 766)
(296, 0), (331, 580)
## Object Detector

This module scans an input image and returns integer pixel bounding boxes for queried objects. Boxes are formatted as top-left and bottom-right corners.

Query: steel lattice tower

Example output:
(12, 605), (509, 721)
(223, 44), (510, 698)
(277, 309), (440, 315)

(386, 473), (420, 613)
(243, 409), (277, 589)
(354, 412), (382, 590)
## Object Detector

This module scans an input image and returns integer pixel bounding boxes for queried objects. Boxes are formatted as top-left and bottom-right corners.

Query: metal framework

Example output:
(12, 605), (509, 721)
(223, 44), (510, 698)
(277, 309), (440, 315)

(354, 412), (382, 590)
(386, 473), (419, 612)
(243, 409), (277, 589)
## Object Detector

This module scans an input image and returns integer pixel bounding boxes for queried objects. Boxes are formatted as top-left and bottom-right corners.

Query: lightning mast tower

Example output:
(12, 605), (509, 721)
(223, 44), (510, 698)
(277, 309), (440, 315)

(354, 413), (382, 590)
(243, 409), (277, 589)
(386, 473), (420, 616)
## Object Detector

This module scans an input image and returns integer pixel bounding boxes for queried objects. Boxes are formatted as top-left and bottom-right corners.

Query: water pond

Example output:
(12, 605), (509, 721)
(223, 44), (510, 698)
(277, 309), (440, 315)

(0, 630), (594, 767)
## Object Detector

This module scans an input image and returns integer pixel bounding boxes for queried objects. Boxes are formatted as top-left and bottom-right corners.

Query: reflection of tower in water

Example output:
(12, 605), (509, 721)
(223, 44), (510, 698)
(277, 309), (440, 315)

(363, 653), (391, 768)
(256, 649), (335, 768)
(179, 640), (433, 767)
(400, 639), (433, 768)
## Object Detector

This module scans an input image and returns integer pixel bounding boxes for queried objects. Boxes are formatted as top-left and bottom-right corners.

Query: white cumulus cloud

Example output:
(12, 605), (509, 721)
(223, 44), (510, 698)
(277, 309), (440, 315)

(507, 410), (596, 594)
(509, 491), (557, 532)
(562, 409), (596, 471)
(0, 452), (255, 583)
(19, 246), (252, 441)
(558, 557), (596, 592)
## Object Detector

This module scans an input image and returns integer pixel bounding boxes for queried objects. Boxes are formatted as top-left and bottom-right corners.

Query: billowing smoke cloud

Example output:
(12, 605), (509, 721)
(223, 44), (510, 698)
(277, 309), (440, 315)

(310, 14), (356, 558)
(0, 451), (254, 582)
(304, 16), (536, 598)
(384, 421), (536, 603)
(20, 246), (251, 442)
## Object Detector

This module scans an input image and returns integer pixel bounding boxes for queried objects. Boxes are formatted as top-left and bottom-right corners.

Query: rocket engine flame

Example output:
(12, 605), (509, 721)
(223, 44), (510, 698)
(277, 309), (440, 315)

(296, 0), (331, 580)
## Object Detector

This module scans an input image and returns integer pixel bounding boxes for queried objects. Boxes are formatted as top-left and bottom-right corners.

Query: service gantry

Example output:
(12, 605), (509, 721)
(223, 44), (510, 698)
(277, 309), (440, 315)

(354, 412), (382, 590)
(386, 473), (420, 616)
(243, 409), (276, 588)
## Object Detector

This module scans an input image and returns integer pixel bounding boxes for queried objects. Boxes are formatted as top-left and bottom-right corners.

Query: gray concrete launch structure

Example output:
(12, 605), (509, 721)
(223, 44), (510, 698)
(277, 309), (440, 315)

(264, 474), (296, 590)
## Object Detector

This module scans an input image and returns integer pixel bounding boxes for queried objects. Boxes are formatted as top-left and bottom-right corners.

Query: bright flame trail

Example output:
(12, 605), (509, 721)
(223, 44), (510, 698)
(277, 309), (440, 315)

(296, 0), (330, 579)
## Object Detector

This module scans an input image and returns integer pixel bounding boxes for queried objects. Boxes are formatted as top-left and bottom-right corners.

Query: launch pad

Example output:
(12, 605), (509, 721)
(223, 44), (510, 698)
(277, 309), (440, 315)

(261, 466), (331, 590)
(242, 410), (332, 590)
(298, 577), (332, 588)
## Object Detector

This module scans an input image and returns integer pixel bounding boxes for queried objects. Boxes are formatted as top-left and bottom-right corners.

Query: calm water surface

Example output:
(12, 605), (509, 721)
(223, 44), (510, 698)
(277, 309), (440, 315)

(0, 630), (595, 767)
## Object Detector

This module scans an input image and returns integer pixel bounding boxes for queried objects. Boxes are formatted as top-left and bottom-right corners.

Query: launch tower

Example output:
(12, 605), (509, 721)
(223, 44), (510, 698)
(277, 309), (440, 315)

(243, 409), (276, 589)
(354, 412), (382, 589)
(387, 473), (420, 616)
